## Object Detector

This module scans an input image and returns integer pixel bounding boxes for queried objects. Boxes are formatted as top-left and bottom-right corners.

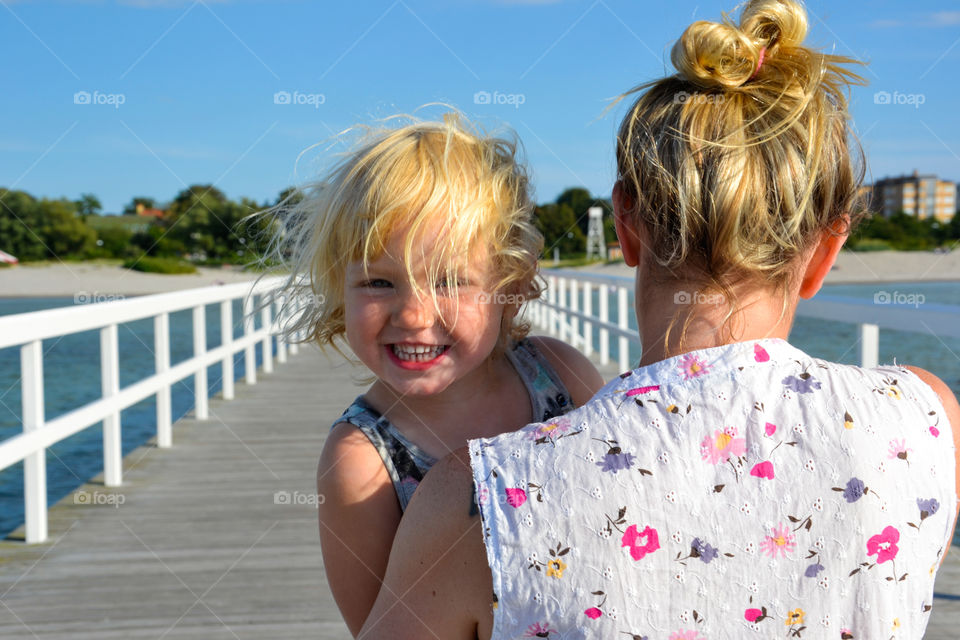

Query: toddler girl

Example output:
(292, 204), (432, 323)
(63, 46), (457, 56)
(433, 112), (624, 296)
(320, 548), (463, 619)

(266, 114), (603, 636)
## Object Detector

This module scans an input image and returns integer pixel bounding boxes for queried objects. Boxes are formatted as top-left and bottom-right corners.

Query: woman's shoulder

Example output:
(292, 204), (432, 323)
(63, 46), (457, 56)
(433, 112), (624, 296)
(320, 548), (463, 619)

(900, 365), (960, 437)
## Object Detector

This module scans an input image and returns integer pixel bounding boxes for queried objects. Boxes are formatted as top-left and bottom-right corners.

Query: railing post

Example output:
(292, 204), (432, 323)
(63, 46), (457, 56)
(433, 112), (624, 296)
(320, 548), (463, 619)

(569, 279), (580, 350)
(21, 339), (47, 544)
(583, 281), (593, 356)
(261, 301), (273, 374)
(154, 312), (172, 448)
(599, 284), (609, 366)
(193, 305), (209, 420)
(861, 323), (879, 369)
(547, 276), (557, 336)
(220, 300), (234, 401)
(275, 299), (287, 364)
(243, 295), (256, 385)
(618, 286), (629, 373)
(557, 277), (568, 343)
(287, 298), (299, 356)
(101, 324), (122, 487)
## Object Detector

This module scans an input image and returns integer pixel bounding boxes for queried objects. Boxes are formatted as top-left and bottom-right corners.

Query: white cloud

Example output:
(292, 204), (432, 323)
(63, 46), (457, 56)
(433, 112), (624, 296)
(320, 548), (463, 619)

(929, 11), (960, 26)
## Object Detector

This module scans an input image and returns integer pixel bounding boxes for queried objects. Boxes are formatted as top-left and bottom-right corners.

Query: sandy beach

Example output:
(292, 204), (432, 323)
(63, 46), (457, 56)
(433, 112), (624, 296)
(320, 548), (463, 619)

(572, 249), (960, 284)
(0, 250), (958, 299)
(0, 262), (261, 299)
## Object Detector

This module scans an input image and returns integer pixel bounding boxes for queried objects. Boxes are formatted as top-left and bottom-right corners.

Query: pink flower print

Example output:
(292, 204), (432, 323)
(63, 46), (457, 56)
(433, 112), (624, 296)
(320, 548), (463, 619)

(750, 461), (775, 480)
(744, 608), (763, 622)
(764, 422), (777, 436)
(626, 385), (660, 396)
(759, 523), (796, 558)
(888, 439), (912, 462)
(700, 426), (746, 464)
(525, 420), (570, 443)
(866, 526), (900, 564)
(621, 524), (660, 561)
(930, 426), (940, 437)
(584, 607), (603, 620)
(669, 630), (705, 640)
(475, 485), (489, 505)
(524, 622), (557, 637)
(505, 488), (527, 508)
(678, 354), (710, 380)
(754, 343), (770, 362)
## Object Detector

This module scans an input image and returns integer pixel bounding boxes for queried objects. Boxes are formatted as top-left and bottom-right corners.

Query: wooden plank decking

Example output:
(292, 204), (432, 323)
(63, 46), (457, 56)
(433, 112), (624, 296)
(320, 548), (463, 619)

(1, 345), (959, 638)
(0, 346), (360, 639)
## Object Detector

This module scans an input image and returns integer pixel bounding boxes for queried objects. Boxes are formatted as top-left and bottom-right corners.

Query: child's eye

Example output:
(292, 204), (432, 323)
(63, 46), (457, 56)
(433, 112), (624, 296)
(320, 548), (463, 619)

(436, 277), (469, 289)
(361, 279), (392, 289)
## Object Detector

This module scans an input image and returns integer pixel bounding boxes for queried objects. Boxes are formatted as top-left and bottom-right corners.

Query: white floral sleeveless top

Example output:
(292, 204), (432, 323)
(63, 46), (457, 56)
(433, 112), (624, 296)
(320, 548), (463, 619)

(468, 339), (956, 640)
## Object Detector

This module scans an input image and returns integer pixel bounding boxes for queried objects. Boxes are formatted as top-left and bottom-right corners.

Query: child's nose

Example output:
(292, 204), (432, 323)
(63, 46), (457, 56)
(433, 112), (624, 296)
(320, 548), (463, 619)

(392, 290), (434, 329)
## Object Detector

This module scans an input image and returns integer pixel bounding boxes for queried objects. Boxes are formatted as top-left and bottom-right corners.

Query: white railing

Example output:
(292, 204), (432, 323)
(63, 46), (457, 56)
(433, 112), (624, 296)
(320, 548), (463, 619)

(0, 277), (299, 544)
(529, 268), (960, 372)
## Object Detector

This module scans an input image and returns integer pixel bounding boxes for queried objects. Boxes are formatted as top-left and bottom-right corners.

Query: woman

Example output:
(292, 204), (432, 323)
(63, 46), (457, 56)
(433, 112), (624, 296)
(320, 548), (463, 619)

(359, 1), (960, 638)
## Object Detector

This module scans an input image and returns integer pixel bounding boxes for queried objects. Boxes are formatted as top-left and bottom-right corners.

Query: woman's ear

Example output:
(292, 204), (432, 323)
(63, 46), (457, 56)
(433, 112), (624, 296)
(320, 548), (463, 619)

(799, 218), (849, 299)
(613, 181), (642, 268)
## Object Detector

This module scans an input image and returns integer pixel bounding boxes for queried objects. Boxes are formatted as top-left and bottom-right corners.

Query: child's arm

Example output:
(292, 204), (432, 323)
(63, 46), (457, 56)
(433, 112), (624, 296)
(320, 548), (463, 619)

(528, 335), (606, 406)
(317, 423), (403, 637)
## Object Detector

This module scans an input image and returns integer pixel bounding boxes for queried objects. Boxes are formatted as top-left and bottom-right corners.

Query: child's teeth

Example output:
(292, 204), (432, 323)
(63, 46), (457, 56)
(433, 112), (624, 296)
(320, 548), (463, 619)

(392, 345), (444, 362)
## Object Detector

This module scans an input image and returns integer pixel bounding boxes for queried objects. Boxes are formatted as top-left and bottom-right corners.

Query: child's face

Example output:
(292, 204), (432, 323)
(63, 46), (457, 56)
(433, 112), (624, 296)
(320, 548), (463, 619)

(343, 227), (507, 398)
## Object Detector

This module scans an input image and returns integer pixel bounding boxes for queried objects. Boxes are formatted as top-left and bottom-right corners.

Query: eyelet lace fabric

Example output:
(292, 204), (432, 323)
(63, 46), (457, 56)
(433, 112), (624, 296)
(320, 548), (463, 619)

(469, 339), (956, 640)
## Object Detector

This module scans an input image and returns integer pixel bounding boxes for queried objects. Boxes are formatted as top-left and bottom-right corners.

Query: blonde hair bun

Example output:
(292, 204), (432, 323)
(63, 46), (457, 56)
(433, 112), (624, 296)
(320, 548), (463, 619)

(671, 0), (808, 89)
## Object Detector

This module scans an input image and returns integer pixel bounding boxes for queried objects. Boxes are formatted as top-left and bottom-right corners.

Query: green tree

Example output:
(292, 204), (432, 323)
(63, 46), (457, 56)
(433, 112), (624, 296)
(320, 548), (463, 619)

(74, 193), (102, 220)
(534, 203), (585, 257)
(93, 226), (136, 259)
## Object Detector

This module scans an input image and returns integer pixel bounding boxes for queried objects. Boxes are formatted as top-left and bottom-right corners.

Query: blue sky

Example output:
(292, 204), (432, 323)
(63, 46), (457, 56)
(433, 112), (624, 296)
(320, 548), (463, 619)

(3, 0), (960, 214)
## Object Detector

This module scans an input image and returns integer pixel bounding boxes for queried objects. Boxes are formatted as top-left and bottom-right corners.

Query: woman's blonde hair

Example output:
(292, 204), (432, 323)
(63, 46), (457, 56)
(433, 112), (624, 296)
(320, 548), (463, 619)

(255, 112), (543, 351)
(615, 0), (867, 342)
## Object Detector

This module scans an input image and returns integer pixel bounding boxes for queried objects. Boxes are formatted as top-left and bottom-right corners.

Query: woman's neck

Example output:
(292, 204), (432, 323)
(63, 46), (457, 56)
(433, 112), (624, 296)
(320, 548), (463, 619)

(634, 270), (800, 368)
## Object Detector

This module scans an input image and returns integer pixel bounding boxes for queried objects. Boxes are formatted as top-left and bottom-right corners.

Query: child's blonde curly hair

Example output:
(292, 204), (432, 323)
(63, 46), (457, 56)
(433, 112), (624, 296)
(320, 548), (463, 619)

(615, 0), (868, 347)
(256, 112), (543, 351)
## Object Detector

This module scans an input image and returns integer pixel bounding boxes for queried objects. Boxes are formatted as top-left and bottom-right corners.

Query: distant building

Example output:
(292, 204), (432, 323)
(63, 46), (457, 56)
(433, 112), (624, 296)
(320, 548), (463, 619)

(135, 202), (166, 218)
(606, 242), (623, 261)
(0, 250), (18, 264)
(868, 171), (955, 221)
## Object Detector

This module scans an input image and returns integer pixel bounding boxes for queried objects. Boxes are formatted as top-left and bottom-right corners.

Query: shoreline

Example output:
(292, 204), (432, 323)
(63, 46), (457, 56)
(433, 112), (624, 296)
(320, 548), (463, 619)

(0, 250), (958, 300)
(0, 262), (262, 299)
(568, 249), (960, 285)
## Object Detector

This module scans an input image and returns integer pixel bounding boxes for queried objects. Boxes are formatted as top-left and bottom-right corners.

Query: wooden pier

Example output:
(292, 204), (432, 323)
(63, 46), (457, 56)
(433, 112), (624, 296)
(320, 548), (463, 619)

(0, 346), (358, 639)
(1, 345), (959, 638)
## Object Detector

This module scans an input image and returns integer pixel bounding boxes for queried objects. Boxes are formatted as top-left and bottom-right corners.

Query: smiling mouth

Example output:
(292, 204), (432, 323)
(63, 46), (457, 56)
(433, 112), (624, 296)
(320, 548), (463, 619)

(390, 344), (448, 362)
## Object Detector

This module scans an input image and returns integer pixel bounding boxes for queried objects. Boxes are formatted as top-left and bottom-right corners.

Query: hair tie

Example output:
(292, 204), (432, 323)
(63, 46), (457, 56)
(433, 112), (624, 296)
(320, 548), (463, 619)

(748, 47), (767, 81)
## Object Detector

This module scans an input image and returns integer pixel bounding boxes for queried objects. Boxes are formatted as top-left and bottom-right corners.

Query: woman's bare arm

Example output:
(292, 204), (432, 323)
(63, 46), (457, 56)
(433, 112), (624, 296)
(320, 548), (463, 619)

(359, 448), (492, 640)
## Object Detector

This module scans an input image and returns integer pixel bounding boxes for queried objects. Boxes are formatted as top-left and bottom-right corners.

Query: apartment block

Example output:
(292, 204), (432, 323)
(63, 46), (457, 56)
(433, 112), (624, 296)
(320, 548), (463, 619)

(869, 171), (956, 221)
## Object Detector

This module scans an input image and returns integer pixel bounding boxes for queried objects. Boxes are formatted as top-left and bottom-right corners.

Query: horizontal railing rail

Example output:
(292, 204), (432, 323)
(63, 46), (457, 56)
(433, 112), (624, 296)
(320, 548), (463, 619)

(0, 276), (300, 544)
(531, 268), (960, 373)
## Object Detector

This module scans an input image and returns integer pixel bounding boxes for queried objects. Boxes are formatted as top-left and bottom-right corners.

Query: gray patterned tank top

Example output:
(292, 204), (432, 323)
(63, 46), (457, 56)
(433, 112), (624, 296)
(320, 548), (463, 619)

(333, 338), (576, 511)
